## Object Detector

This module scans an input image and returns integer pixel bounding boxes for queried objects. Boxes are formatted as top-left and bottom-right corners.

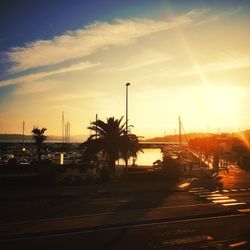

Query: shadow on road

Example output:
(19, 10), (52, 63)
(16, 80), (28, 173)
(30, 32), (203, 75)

(98, 172), (177, 250)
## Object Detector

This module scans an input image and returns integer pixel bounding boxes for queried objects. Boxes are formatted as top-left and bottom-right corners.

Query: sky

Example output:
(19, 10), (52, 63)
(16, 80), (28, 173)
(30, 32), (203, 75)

(0, 0), (250, 138)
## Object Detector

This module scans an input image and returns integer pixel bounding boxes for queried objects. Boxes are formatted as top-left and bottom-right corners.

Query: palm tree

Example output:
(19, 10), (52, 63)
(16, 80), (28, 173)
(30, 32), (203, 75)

(82, 117), (141, 173)
(32, 127), (47, 162)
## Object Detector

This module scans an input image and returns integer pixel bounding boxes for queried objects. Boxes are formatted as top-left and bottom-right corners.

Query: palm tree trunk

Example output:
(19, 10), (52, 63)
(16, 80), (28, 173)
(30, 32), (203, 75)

(108, 158), (116, 174)
(37, 146), (41, 162)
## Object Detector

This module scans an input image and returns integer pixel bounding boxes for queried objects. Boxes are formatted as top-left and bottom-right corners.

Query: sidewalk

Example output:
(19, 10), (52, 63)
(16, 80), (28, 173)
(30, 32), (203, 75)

(216, 165), (250, 190)
(190, 165), (250, 191)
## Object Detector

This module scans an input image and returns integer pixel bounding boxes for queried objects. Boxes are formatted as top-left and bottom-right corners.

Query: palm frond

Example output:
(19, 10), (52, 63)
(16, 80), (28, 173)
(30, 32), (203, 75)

(83, 116), (141, 166)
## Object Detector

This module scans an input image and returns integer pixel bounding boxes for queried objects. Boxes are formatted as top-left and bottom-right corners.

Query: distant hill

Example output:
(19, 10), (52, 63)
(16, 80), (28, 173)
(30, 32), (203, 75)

(144, 131), (250, 142)
(144, 132), (216, 143)
(0, 134), (88, 142)
(1, 130), (250, 143)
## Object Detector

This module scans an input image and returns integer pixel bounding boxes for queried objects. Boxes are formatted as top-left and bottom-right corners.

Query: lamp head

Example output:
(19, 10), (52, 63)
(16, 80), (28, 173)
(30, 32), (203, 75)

(126, 83), (130, 86)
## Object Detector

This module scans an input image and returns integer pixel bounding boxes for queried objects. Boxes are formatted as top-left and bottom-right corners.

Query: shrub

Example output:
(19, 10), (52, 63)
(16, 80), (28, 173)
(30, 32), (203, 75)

(160, 156), (182, 181)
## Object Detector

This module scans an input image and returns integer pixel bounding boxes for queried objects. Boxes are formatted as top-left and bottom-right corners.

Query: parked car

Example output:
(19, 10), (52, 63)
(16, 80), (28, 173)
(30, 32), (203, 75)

(0, 154), (15, 166)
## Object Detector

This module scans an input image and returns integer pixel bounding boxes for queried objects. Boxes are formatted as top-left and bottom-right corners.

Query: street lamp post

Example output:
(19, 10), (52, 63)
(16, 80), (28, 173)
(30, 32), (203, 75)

(126, 83), (130, 134)
(125, 82), (130, 175)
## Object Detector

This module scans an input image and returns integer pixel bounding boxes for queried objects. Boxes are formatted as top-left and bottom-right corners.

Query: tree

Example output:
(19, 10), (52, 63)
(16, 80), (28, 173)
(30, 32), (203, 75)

(82, 117), (141, 173)
(32, 127), (47, 162)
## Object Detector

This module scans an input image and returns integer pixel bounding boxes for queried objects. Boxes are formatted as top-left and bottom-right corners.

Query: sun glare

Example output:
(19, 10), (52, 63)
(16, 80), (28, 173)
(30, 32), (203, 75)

(204, 85), (236, 116)
(239, 132), (250, 149)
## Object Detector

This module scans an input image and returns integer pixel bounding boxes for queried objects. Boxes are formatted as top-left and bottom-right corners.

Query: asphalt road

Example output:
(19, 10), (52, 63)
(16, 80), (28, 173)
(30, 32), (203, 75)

(1, 212), (250, 249)
(1, 165), (250, 249)
(1, 188), (250, 249)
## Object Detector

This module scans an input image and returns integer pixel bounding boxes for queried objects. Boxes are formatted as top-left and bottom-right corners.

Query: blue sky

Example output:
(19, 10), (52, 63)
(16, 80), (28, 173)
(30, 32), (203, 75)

(1, 0), (250, 137)
(2, 0), (248, 54)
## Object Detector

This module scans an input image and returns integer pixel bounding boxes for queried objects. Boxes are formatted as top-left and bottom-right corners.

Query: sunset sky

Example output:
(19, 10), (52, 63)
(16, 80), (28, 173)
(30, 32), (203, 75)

(1, 0), (250, 138)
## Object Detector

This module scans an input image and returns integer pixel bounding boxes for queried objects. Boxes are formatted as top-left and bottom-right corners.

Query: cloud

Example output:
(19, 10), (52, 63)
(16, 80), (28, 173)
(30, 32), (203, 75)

(118, 55), (171, 72)
(195, 7), (241, 25)
(204, 51), (250, 72)
(14, 79), (58, 95)
(211, 7), (242, 21)
(6, 9), (207, 73)
(101, 51), (172, 73)
(0, 61), (100, 88)
(179, 51), (250, 76)
(48, 90), (109, 102)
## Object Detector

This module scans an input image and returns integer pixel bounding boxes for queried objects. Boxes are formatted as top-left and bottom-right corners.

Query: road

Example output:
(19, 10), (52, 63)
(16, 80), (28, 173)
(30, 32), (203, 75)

(1, 209), (250, 249)
(1, 165), (250, 249)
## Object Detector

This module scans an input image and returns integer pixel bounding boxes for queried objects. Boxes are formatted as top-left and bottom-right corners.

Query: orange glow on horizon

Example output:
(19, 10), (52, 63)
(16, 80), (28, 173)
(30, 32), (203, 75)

(239, 132), (250, 150)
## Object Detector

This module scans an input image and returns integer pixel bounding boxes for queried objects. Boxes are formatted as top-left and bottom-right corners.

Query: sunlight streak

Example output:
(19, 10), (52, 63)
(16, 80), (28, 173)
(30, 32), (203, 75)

(175, 26), (210, 87)
(239, 132), (250, 149)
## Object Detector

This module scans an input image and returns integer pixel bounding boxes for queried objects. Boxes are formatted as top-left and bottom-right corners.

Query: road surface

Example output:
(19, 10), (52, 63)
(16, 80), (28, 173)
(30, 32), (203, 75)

(1, 165), (250, 249)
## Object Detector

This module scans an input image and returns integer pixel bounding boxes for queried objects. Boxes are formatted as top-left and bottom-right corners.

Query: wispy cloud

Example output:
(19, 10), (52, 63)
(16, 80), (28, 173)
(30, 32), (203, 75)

(204, 51), (250, 72)
(6, 9), (207, 73)
(101, 51), (172, 72)
(210, 7), (242, 21)
(49, 91), (108, 102)
(0, 61), (100, 88)
(14, 79), (58, 95)
(179, 51), (250, 76)
(195, 7), (241, 25)
(118, 56), (171, 72)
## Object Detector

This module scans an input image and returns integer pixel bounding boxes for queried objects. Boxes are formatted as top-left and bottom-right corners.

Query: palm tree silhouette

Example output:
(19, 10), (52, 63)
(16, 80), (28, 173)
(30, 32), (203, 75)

(83, 117), (141, 173)
(32, 127), (47, 162)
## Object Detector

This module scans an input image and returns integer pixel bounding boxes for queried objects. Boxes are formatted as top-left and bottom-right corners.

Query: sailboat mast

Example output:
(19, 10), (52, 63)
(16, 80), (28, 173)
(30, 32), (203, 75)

(62, 112), (64, 143)
(179, 116), (182, 148)
(22, 120), (25, 145)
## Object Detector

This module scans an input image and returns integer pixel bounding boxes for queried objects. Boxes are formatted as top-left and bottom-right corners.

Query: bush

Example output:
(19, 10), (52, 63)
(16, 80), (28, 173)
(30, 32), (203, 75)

(7, 158), (18, 168)
(33, 160), (57, 185)
(99, 166), (111, 182)
(38, 166), (57, 185)
(238, 154), (250, 172)
(160, 156), (182, 181)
